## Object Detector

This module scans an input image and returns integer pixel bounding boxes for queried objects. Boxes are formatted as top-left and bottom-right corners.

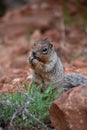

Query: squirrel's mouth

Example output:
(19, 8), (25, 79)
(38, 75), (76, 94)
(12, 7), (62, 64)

(33, 55), (39, 60)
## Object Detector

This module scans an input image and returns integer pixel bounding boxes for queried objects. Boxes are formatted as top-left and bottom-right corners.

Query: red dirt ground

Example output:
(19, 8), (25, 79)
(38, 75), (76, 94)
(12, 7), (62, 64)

(0, 0), (87, 94)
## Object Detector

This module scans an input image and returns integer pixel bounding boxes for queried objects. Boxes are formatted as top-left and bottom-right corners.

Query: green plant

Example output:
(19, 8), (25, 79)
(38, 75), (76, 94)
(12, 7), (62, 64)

(26, 27), (33, 42)
(0, 82), (63, 129)
(84, 1), (87, 22)
(63, 2), (71, 25)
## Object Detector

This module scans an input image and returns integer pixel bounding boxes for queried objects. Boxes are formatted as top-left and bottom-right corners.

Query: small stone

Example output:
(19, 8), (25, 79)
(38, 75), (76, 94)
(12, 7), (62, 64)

(13, 78), (20, 83)
(27, 75), (32, 80)
(0, 127), (3, 130)
(41, 3), (49, 9)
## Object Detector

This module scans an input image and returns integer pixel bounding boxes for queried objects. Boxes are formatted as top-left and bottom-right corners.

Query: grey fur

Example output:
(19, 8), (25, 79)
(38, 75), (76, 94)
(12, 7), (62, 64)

(29, 40), (87, 91)
(62, 74), (87, 91)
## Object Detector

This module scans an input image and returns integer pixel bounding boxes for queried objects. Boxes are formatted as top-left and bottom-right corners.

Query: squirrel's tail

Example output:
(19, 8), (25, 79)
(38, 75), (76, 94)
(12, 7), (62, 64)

(62, 73), (87, 91)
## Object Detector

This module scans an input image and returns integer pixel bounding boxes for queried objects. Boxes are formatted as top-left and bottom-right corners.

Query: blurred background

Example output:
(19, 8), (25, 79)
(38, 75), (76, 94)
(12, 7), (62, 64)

(0, 0), (87, 93)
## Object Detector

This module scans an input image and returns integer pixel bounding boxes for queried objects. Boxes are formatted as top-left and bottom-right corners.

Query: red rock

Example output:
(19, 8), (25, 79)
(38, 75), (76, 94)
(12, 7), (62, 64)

(50, 85), (87, 130)
(73, 60), (87, 68)
(0, 13), (54, 38)
(67, 3), (77, 16)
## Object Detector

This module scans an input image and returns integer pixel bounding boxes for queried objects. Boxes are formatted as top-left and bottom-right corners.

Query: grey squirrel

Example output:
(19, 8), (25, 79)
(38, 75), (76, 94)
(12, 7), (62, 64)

(28, 38), (87, 91)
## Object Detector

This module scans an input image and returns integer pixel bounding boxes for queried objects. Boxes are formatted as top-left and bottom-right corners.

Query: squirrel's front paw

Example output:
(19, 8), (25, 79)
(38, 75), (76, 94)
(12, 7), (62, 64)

(32, 58), (38, 64)
(29, 56), (38, 64)
(29, 57), (34, 62)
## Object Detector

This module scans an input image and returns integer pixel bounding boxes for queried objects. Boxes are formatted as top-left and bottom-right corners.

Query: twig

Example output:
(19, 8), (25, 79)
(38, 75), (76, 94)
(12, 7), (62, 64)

(0, 100), (11, 106)
(24, 109), (49, 130)
(9, 100), (30, 126)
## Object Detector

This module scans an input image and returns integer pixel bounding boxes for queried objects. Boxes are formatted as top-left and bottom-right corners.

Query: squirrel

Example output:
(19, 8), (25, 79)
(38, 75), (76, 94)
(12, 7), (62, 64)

(28, 38), (87, 91)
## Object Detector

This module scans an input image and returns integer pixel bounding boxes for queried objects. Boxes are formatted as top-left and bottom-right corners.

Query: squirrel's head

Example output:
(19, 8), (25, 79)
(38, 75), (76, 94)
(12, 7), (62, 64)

(31, 38), (54, 62)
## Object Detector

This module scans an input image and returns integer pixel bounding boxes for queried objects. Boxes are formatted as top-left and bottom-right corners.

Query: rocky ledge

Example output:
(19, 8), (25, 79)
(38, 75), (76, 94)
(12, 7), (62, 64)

(50, 84), (87, 130)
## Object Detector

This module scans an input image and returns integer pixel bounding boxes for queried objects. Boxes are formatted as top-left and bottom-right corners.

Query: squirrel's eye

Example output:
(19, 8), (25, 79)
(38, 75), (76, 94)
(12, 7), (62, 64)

(42, 48), (48, 54)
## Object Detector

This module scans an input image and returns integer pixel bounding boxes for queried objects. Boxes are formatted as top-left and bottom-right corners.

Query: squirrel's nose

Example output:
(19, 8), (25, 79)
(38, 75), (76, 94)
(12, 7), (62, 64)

(32, 51), (36, 56)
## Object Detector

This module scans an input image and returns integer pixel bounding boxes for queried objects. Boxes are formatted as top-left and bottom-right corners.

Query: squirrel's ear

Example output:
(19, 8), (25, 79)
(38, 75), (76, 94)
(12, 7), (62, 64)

(43, 38), (48, 41)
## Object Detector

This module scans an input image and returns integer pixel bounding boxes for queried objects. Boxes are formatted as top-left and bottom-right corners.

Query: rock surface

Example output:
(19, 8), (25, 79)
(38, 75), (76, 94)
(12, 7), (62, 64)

(50, 85), (87, 130)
